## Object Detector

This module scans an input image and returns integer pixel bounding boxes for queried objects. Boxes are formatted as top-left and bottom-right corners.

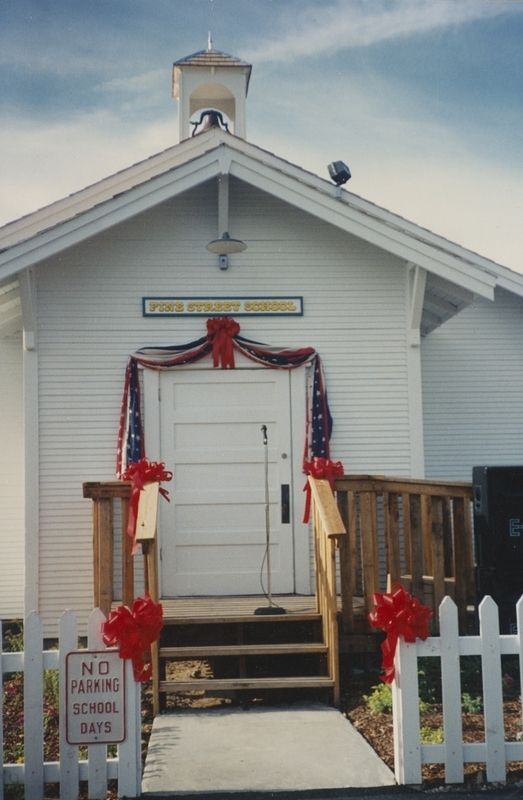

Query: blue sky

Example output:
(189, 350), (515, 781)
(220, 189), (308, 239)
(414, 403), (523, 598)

(1, 0), (522, 271)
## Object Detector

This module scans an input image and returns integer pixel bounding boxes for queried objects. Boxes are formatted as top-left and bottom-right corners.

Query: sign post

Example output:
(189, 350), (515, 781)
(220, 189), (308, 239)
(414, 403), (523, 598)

(65, 650), (126, 744)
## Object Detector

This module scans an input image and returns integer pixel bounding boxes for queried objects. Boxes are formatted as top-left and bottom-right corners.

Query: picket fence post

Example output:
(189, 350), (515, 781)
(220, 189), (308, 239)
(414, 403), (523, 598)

(59, 610), (79, 800)
(87, 608), (109, 799)
(392, 639), (421, 784)
(24, 611), (45, 800)
(479, 596), (505, 782)
(439, 596), (463, 783)
(118, 658), (142, 798)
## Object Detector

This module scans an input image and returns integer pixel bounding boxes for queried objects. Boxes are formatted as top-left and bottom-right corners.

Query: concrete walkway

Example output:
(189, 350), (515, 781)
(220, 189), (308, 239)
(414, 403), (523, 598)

(142, 704), (396, 795)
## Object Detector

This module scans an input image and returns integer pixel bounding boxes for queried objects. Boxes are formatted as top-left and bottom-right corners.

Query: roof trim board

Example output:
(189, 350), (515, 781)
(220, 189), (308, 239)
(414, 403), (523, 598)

(0, 129), (518, 306)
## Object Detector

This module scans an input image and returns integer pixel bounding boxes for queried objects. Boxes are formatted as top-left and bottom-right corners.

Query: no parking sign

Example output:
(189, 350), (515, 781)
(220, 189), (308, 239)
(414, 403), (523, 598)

(65, 650), (126, 744)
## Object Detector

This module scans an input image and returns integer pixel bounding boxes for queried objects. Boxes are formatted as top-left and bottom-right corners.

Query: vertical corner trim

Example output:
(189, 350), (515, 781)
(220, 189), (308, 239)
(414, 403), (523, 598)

(18, 268), (36, 350)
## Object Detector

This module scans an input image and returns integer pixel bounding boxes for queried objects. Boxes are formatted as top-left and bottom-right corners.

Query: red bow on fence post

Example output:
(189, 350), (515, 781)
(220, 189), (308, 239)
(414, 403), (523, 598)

(206, 317), (240, 369)
(102, 594), (164, 682)
(302, 457), (344, 523)
(368, 583), (433, 683)
(121, 458), (173, 554)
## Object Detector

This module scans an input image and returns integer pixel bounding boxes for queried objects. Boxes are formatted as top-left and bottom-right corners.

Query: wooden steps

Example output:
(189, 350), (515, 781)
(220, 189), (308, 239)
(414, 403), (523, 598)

(155, 605), (335, 713)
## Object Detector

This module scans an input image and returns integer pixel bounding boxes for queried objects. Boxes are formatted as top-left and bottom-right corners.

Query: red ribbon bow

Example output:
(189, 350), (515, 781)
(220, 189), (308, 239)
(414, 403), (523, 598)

(368, 583), (433, 684)
(102, 594), (164, 682)
(121, 458), (173, 554)
(302, 457), (344, 523)
(206, 317), (240, 369)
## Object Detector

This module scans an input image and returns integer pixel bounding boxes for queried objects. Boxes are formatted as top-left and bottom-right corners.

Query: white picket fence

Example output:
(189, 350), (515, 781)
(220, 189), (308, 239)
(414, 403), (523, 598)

(393, 595), (523, 785)
(1, 608), (141, 800)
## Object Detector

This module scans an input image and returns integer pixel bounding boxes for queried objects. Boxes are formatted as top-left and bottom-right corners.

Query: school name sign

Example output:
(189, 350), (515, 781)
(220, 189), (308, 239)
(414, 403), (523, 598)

(65, 650), (125, 744)
(143, 297), (303, 316)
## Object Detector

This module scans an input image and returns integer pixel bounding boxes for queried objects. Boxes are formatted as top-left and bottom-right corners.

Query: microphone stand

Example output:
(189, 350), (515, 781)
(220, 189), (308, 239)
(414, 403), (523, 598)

(255, 424), (286, 615)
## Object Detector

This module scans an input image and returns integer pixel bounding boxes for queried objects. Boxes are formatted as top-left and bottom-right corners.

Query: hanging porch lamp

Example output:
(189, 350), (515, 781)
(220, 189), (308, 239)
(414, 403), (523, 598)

(206, 232), (247, 270)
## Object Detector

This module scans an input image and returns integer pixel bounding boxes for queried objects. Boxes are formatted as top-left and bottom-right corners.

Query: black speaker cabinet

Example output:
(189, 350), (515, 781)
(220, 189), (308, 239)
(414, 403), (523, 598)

(475, 566), (523, 635)
(473, 465), (523, 569)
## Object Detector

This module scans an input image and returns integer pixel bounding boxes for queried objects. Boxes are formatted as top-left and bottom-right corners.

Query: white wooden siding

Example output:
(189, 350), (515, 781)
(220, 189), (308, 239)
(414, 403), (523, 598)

(35, 178), (411, 632)
(0, 332), (24, 618)
(422, 288), (523, 481)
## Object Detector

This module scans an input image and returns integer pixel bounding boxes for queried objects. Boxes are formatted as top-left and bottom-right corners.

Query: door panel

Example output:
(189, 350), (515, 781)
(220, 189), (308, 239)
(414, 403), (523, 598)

(159, 368), (294, 596)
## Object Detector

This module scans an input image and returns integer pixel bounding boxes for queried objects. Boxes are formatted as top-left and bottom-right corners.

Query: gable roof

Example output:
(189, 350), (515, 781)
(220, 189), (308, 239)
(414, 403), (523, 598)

(0, 127), (521, 337)
(173, 48), (251, 70)
(172, 48), (252, 97)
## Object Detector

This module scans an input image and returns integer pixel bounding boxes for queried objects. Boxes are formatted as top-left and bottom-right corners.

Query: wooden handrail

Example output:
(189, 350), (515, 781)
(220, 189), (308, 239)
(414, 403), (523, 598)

(335, 474), (474, 634)
(308, 476), (346, 706)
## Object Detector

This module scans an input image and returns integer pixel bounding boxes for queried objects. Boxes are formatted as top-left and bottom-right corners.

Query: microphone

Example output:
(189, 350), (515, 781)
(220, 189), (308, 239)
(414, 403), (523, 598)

(261, 424), (267, 444)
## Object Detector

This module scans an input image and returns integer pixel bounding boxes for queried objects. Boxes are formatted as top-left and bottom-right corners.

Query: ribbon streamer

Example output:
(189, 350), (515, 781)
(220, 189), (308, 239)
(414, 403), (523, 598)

(102, 594), (164, 682)
(302, 457), (344, 523)
(121, 458), (173, 554)
(368, 583), (433, 684)
(206, 317), (240, 369)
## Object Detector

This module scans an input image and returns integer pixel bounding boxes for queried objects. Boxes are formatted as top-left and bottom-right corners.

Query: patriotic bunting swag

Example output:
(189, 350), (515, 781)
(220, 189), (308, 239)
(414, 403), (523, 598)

(116, 318), (334, 487)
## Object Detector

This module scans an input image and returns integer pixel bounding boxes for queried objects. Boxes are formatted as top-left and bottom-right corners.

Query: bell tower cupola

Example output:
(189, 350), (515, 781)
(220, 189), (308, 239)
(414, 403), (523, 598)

(172, 40), (252, 141)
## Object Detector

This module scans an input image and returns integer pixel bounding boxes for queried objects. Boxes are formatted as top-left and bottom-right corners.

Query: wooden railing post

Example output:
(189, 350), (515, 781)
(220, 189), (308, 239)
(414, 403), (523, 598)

(83, 482), (132, 617)
(121, 495), (134, 608)
(93, 498), (113, 618)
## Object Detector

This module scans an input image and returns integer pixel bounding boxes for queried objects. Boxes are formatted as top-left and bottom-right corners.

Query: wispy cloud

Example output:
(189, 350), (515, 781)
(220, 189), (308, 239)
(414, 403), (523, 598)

(243, 0), (510, 63)
(99, 69), (167, 96)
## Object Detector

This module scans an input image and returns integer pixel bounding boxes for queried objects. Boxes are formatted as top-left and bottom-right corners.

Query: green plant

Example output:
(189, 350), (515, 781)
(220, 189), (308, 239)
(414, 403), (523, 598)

(420, 725), (444, 744)
(460, 655), (482, 696)
(43, 668), (59, 709)
(418, 699), (431, 716)
(417, 657), (442, 704)
(364, 682), (435, 716)
(5, 784), (25, 800)
(461, 692), (483, 713)
(363, 682), (393, 714)
(3, 623), (24, 652)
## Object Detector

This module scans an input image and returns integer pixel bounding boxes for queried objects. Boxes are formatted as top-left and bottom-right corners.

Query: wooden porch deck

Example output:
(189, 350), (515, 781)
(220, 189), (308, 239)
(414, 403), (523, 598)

(157, 595), (326, 622)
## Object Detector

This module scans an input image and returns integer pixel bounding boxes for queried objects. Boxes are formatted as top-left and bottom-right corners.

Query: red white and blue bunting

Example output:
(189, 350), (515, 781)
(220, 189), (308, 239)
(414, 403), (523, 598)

(116, 317), (333, 478)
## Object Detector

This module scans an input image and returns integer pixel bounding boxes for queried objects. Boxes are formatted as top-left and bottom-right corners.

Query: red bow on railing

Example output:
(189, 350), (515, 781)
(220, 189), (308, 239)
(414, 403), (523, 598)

(302, 457), (344, 523)
(121, 458), (173, 554)
(206, 317), (240, 369)
(368, 583), (433, 684)
(102, 594), (164, 682)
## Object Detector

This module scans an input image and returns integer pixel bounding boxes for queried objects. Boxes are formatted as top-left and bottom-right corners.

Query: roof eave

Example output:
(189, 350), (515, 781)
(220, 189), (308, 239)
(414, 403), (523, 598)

(0, 130), (518, 306)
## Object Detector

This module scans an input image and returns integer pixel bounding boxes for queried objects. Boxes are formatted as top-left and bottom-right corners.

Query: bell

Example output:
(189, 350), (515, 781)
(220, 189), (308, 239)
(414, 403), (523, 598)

(191, 109), (229, 136)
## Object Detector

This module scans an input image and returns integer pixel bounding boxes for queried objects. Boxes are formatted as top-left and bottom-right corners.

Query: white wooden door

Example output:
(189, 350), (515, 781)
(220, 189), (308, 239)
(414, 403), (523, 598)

(158, 367), (295, 596)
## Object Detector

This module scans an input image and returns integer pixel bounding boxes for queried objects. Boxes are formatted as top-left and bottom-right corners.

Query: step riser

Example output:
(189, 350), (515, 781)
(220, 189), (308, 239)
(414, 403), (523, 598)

(160, 644), (327, 658)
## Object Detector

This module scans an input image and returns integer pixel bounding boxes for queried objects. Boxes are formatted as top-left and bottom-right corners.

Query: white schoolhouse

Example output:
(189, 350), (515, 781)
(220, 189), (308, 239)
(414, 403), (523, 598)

(1, 47), (522, 632)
